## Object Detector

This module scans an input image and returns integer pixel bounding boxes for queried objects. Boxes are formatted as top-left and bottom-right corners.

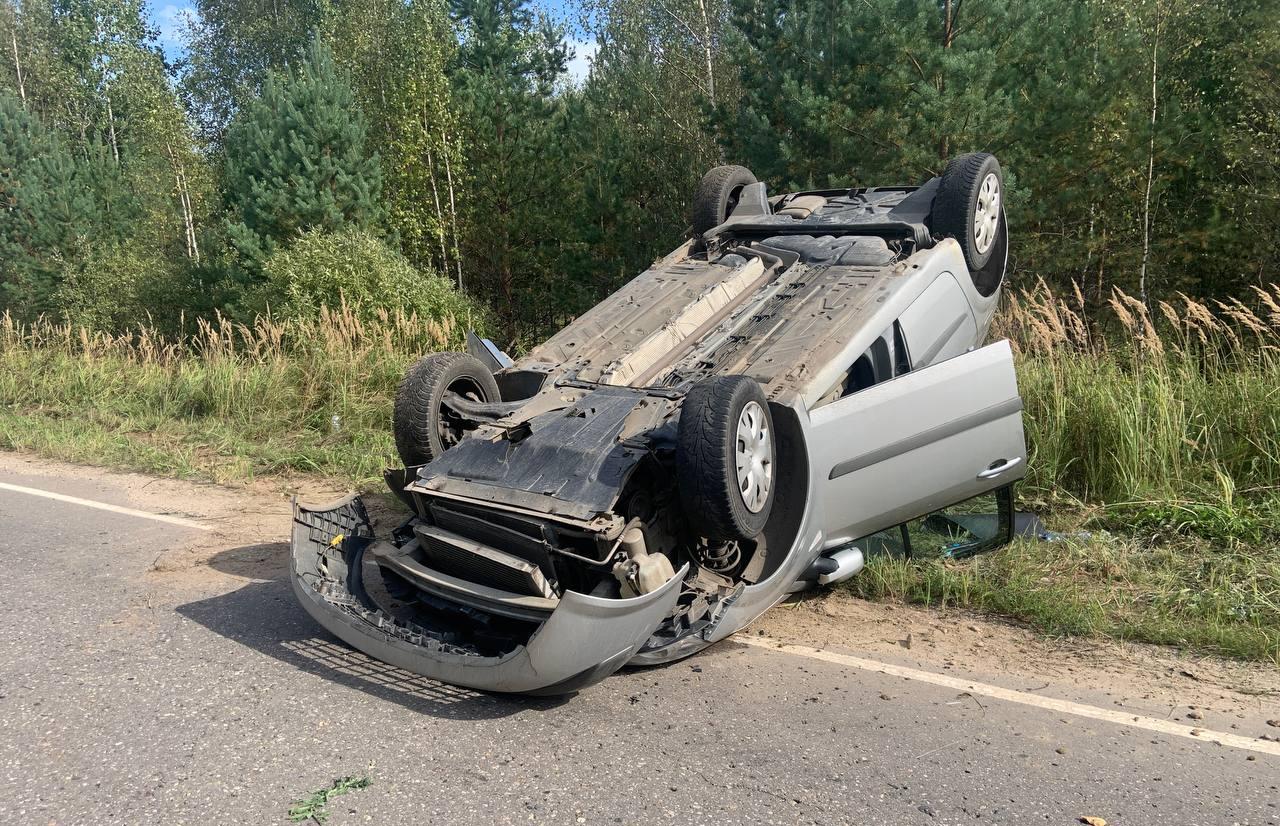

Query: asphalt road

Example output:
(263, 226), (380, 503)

(1, 459), (1277, 825)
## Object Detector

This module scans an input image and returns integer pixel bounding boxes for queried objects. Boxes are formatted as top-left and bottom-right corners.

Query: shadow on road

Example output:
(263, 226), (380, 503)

(176, 543), (568, 720)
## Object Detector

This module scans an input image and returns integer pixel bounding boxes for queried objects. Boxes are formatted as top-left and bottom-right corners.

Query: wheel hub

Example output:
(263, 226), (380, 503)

(973, 172), (1001, 255)
(438, 378), (484, 448)
(735, 401), (773, 513)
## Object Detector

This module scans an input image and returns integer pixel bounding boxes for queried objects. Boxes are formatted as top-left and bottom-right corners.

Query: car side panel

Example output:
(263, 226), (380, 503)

(896, 271), (978, 369)
(806, 340), (1027, 549)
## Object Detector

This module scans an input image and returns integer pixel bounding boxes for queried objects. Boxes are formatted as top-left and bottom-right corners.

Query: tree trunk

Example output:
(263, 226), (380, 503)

(937, 0), (956, 161)
(106, 95), (120, 165)
(1138, 7), (1161, 309)
(183, 181), (200, 263)
(10, 25), (24, 105)
(442, 132), (464, 291)
(423, 140), (450, 278)
(1097, 227), (1107, 305)
(1082, 202), (1096, 290)
(166, 142), (200, 262)
(695, 0), (716, 106)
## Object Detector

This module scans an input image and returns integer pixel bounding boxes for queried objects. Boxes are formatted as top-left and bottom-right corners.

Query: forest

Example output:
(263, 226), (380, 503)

(2, 0), (1278, 343)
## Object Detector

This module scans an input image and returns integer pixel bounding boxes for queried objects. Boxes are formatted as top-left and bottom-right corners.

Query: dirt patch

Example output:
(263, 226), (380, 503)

(0, 449), (350, 528)
(756, 590), (1280, 727)
(147, 540), (291, 591)
(141, 498), (296, 591)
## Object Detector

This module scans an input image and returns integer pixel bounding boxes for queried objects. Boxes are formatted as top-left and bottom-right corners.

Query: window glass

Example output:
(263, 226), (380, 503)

(859, 486), (1013, 560)
(892, 320), (911, 376)
(825, 326), (905, 402)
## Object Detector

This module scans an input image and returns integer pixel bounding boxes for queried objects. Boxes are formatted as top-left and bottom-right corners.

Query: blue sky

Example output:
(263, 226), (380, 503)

(150, 2), (193, 61)
(146, 1), (596, 82)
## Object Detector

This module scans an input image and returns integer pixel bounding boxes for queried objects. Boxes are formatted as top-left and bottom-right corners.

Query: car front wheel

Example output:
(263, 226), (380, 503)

(393, 352), (500, 467)
(676, 375), (776, 542)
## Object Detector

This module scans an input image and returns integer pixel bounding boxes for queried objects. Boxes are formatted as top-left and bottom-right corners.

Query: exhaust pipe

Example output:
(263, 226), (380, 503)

(816, 546), (865, 585)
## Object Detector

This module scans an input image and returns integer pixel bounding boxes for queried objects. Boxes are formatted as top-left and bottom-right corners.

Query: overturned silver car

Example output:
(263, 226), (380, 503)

(291, 152), (1027, 694)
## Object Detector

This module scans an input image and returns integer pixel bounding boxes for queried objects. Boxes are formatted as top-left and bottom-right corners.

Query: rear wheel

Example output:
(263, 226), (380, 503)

(676, 375), (776, 542)
(929, 152), (1004, 272)
(393, 352), (500, 467)
(690, 165), (758, 237)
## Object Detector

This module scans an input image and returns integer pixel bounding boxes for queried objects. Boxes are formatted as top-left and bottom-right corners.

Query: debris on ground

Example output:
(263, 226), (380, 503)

(288, 774), (373, 823)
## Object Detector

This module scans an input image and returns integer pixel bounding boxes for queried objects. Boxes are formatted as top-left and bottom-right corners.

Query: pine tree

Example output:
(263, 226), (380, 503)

(222, 36), (383, 283)
(449, 0), (569, 338)
(549, 0), (736, 318)
(2, 0), (212, 319)
(0, 91), (135, 316)
(181, 0), (322, 145)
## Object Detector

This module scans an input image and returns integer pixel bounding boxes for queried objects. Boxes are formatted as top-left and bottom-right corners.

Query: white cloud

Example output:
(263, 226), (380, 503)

(565, 38), (599, 85)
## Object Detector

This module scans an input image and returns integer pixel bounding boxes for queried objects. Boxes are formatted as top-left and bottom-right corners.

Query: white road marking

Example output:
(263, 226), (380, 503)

(0, 481), (213, 531)
(740, 635), (1280, 758)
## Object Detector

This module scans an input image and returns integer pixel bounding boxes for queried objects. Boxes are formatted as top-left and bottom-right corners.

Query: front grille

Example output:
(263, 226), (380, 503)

(428, 501), (554, 575)
(414, 524), (555, 598)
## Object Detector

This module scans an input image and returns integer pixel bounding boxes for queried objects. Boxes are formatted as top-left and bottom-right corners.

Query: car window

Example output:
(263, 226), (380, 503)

(892, 320), (911, 376)
(857, 485), (1014, 560)
(820, 321), (912, 404)
(845, 337), (889, 394)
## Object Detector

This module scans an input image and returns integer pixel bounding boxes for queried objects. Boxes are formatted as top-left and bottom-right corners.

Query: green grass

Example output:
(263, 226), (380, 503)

(1018, 347), (1280, 508)
(2, 290), (1279, 663)
(852, 285), (1280, 662)
(0, 308), (424, 486)
(288, 774), (373, 823)
(847, 526), (1280, 663)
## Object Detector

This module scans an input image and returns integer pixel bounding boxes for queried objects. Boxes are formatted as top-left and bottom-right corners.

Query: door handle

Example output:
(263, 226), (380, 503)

(977, 457), (1022, 479)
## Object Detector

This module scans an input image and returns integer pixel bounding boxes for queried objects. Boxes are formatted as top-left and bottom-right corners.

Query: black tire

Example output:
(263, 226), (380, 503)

(393, 352), (500, 467)
(676, 375), (776, 542)
(929, 152), (1004, 272)
(690, 165), (758, 237)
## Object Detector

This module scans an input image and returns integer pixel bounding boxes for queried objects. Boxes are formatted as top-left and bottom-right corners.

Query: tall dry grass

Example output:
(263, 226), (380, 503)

(3, 284), (1279, 514)
(0, 302), (460, 481)
(861, 281), (1280, 662)
(995, 281), (1280, 535)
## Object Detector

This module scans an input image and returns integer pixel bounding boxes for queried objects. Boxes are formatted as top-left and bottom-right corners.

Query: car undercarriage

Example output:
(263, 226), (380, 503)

(291, 153), (1027, 694)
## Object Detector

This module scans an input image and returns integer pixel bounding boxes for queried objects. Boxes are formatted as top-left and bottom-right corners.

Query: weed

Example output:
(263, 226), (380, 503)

(288, 774), (373, 823)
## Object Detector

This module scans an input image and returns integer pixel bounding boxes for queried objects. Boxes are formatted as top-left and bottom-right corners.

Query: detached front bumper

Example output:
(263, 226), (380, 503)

(290, 495), (686, 695)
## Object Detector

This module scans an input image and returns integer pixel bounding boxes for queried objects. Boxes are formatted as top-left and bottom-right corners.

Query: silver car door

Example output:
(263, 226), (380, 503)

(807, 339), (1026, 549)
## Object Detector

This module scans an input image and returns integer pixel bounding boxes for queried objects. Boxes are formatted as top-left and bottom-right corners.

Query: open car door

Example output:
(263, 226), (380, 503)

(807, 340), (1026, 549)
